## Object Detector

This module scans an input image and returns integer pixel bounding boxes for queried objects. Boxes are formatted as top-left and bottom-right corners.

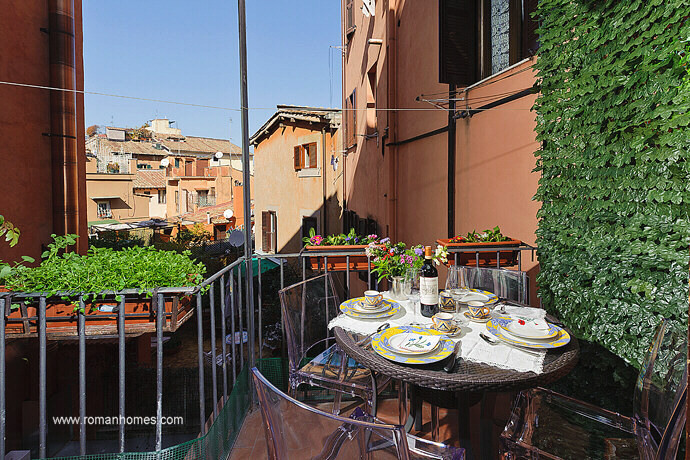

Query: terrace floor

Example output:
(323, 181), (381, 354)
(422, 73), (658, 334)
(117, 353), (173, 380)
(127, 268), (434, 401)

(229, 393), (513, 459)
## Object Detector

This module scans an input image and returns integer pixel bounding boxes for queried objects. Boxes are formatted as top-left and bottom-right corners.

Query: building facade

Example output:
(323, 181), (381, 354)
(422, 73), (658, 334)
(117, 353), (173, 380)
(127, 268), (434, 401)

(84, 120), (252, 228)
(341, 0), (540, 299)
(251, 106), (342, 254)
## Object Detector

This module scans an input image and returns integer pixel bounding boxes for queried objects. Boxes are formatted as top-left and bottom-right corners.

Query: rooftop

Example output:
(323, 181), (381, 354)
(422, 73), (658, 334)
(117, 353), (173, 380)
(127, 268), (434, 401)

(132, 169), (166, 189)
(250, 105), (341, 146)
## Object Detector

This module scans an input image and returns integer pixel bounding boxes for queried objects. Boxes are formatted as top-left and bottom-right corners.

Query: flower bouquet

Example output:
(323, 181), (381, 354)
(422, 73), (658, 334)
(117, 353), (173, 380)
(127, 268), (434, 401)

(367, 241), (448, 299)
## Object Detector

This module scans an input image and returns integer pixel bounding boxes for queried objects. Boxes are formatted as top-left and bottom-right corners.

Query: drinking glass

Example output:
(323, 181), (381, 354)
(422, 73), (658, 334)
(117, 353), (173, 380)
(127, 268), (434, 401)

(447, 266), (468, 320)
(406, 268), (422, 324)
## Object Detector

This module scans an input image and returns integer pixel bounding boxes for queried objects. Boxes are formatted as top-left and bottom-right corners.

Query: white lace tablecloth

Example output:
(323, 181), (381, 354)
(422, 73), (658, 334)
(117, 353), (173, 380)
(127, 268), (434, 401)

(328, 292), (547, 374)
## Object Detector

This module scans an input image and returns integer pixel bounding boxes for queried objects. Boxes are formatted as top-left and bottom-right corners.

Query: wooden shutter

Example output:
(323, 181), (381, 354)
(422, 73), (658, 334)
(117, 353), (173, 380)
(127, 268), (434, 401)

(294, 146), (301, 170)
(308, 143), (317, 168)
(521, 0), (539, 58)
(439, 0), (477, 86)
(262, 211), (271, 251)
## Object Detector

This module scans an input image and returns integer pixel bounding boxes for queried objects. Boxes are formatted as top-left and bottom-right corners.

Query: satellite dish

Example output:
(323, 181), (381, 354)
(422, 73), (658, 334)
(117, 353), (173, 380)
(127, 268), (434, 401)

(223, 209), (234, 219)
(215, 151), (224, 159)
(160, 158), (170, 167)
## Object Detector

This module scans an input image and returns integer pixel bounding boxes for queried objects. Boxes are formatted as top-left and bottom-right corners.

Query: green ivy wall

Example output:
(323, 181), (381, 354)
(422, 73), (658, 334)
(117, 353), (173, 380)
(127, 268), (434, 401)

(534, 0), (690, 367)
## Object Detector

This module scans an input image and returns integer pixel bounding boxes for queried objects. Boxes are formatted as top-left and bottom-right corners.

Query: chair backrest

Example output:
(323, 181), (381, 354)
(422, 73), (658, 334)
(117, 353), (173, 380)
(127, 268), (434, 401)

(252, 367), (463, 459)
(278, 273), (340, 372)
(632, 319), (687, 460)
(460, 267), (528, 303)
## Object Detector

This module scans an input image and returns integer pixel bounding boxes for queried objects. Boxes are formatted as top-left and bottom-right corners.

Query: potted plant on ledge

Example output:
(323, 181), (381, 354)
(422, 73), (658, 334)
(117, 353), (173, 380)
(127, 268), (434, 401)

(0, 234), (205, 338)
(302, 228), (384, 271)
(436, 226), (522, 267)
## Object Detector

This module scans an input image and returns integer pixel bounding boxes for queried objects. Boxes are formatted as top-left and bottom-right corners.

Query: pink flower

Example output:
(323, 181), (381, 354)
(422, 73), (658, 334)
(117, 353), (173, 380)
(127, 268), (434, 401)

(311, 235), (324, 245)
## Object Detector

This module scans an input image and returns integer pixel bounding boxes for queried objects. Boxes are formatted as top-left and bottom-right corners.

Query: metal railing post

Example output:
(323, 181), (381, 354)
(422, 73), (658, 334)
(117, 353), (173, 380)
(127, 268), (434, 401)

(258, 258), (263, 360)
(196, 292), (206, 435)
(155, 292), (163, 451)
(209, 284), (218, 419)
(38, 296), (47, 459)
(118, 295), (126, 453)
(0, 296), (6, 460)
(78, 296), (86, 456)
(230, 270), (237, 383)
(238, 267), (244, 367)
(220, 275), (228, 401)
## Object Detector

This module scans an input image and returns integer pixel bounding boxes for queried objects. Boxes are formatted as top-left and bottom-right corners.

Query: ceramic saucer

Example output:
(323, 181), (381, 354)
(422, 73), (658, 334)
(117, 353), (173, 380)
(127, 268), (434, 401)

(464, 311), (490, 323)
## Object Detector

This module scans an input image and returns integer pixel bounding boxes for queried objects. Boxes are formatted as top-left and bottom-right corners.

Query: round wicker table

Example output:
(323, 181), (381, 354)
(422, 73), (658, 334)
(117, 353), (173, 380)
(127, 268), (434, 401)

(333, 324), (579, 393)
(334, 321), (579, 451)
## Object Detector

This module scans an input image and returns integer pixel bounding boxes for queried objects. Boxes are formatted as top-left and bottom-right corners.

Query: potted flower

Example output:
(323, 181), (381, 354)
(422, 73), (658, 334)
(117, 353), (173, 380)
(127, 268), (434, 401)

(1, 234), (205, 338)
(367, 242), (448, 300)
(436, 226), (522, 267)
(302, 228), (383, 271)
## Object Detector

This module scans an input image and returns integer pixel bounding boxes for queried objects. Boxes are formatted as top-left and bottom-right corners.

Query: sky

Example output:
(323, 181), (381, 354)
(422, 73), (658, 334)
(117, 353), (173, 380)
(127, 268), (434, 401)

(83, 0), (342, 145)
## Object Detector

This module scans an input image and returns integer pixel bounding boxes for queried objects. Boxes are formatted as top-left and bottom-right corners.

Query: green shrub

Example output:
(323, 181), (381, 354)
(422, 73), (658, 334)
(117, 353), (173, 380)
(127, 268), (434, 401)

(534, 0), (690, 367)
(0, 234), (205, 300)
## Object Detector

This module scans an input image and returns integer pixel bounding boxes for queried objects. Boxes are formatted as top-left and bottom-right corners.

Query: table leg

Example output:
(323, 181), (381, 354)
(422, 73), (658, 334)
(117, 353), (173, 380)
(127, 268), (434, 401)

(457, 392), (472, 452)
(398, 381), (409, 426)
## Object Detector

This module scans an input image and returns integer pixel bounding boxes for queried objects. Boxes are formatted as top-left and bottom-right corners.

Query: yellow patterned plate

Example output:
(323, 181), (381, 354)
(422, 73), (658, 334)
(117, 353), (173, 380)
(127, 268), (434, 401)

(340, 297), (401, 319)
(371, 326), (455, 364)
(487, 316), (570, 349)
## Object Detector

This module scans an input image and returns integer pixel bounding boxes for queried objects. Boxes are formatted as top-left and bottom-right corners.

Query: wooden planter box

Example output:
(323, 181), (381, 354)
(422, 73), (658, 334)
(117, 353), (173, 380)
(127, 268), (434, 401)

(4, 295), (193, 339)
(304, 245), (375, 271)
(436, 238), (522, 267)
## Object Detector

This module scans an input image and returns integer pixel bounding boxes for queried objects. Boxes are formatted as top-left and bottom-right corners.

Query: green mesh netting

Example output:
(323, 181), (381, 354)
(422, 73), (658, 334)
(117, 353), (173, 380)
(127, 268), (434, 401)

(42, 358), (286, 460)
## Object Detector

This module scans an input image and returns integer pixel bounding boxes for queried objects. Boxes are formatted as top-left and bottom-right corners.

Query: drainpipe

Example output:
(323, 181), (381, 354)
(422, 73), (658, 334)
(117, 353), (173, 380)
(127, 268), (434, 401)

(49, 0), (80, 248)
(341, 0), (348, 232)
(386, 0), (398, 241)
(322, 126), (327, 234)
(447, 84), (456, 238)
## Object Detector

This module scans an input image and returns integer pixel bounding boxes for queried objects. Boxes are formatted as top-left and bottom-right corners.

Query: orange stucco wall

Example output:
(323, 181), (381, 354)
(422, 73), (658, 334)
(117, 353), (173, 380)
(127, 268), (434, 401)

(343, 1), (540, 299)
(0, 1), (87, 261)
(253, 121), (343, 254)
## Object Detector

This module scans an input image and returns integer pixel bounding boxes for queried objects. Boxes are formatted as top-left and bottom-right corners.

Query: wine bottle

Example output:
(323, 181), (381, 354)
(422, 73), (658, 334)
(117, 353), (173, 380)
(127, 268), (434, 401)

(420, 246), (438, 317)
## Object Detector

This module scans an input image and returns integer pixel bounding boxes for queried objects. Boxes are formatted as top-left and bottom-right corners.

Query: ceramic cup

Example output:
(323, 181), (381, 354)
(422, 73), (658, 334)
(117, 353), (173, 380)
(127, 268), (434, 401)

(431, 312), (456, 333)
(363, 290), (383, 308)
(439, 290), (455, 313)
(467, 300), (490, 319)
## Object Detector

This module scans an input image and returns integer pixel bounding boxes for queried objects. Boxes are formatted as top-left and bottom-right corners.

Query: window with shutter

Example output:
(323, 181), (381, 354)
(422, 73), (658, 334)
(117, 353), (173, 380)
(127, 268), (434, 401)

(440, 0), (539, 85)
(308, 143), (317, 168)
(521, 0), (539, 57)
(294, 146), (301, 170)
(262, 211), (270, 252)
(345, 90), (357, 148)
(439, 0), (477, 86)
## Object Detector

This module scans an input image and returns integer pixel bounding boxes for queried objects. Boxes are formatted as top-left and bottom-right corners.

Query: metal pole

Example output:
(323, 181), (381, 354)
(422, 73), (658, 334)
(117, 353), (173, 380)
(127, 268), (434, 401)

(118, 295), (126, 453)
(38, 296), (47, 459)
(196, 292), (206, 435)
(0, 296), (6, 460)
(237, 0), (255, 375)
(78, 297), (86, 457)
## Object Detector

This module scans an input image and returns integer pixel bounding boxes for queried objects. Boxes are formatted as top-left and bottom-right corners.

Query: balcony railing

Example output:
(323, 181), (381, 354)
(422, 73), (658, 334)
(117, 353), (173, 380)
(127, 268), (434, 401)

(0, 245), (537, 459)
(197, 195), (216, 208)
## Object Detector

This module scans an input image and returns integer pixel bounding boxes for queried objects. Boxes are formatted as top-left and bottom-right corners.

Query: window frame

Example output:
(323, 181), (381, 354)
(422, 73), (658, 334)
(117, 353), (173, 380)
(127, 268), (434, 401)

(158, 189), (167, 204)
(96, 201), (112, 219)
(293, 142), (318, 171)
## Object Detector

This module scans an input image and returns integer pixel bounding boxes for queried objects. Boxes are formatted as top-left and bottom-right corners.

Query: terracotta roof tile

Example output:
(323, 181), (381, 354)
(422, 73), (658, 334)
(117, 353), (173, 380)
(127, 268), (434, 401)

(133, 170), (166, 189)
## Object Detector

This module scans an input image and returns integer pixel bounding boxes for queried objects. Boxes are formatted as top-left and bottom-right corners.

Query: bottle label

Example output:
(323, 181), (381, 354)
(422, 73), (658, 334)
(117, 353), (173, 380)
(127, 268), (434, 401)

(420, 276), (438, 305)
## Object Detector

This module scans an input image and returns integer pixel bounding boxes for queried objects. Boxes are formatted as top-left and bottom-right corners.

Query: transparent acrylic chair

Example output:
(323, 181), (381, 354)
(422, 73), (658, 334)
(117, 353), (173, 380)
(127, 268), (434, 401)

(279, 273), (378, 414)
(500, 319), (687, 459)
(460, 266), (529, 304)
(252, 367), (465, 459)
